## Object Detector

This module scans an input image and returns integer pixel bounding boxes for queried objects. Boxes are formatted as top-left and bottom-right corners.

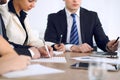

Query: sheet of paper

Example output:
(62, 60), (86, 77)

(31, 57), (66, 63)
(2, 64), (64, 78)
(72, 56), (120, 65)
(53, 51), (63, 55)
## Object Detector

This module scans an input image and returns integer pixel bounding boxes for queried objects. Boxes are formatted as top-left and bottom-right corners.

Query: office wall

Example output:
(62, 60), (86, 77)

(29, 0), (120, 39)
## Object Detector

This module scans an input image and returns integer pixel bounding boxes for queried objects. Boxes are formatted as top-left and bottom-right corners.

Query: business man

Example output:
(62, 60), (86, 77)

(45, 0), (118, 53)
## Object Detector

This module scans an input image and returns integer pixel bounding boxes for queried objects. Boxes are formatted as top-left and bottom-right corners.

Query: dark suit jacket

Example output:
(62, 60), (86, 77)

(0, 13), (31, 57)
(44, 7), (109, 51)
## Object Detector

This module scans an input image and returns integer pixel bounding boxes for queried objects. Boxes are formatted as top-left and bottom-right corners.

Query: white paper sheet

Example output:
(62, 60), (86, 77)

(31, 57), (66, 63)
(72, 56), (120, 65)
(2, 64), (64, 78)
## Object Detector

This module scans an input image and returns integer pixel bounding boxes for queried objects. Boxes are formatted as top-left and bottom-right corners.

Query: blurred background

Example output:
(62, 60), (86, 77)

(28, 0), (120, 40)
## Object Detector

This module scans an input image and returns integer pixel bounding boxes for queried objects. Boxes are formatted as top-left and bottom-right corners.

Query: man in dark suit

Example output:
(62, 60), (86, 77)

(45, 0), (118, 53)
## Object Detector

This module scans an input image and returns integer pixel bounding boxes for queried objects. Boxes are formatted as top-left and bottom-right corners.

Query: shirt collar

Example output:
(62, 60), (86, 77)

(8, 0), (27, 20)
(65, 7), (80, 18)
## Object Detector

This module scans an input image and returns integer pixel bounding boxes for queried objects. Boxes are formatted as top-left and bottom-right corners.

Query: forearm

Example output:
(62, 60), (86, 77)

(0, 36), (17, 56)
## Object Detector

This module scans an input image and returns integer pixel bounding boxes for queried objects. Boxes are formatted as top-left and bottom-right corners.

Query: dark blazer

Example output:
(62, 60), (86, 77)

(0, 13), (31, 57)
(44, 7), (109, 51)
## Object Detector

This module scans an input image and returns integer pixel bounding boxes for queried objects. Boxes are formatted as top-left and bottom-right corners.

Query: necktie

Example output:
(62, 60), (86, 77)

(70, 14), (79, 45)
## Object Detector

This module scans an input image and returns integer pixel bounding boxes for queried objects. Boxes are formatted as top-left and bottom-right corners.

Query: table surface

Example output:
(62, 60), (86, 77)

(0, 52), (120, 80)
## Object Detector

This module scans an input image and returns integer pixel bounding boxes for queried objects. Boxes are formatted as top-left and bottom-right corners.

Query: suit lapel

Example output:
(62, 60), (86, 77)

(13, 15), (22, 27)
(59, 9), (67, 43)
(12, 14), (26, 33)
(12, 14), (25, 34)
(80, 8), (85, 43)
(0, 14), (8, 40)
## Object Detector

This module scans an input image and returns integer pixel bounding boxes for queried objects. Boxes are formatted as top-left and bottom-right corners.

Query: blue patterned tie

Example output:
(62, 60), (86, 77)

(70, 14), (79, 45)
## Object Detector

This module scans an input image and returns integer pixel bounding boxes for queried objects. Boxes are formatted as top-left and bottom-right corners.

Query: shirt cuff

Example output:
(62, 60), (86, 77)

(28, 49), (35, 57)
(65, 44), (73, 51)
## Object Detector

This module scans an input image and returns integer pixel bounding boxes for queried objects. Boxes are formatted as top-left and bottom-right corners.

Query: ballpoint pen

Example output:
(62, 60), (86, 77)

(114, 65), (117, 70)
(113, 37), (119, 44)
(58, 35), (63, 46)
(107, 37), (119, 58)
(43, 39), (51, 58)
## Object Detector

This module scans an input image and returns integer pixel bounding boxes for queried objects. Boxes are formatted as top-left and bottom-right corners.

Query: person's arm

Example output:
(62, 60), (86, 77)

(0, 35), (17, 56)
(0, 36), (31, 75)
(0, 55), (30, 75)
(44, 14), (60, 44)
(92, 12), (109, 51)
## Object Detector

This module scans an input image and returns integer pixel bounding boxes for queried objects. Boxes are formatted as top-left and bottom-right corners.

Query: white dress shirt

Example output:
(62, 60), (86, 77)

(65, 8), (82, 51)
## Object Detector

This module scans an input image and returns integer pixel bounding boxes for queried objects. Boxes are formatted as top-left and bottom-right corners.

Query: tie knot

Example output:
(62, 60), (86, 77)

(71, 14), (76, 18)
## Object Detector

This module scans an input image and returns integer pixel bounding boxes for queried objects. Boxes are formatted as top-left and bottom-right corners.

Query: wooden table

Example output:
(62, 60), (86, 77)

(0, 52), (120, 80)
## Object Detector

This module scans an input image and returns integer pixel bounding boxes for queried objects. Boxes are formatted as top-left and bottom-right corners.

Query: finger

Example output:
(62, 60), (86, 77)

(80, 46), (92, 53)
(49, 51), (53, 57)
(55, 45), (60, 49)
(27, 56), (31, 60)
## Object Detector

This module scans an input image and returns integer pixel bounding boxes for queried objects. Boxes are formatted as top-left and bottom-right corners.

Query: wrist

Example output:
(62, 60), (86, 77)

(70, 45), (81, 52)
(51, 44), (57, 51)
(65, 44), (73, 51)
(106, 46), (112, 52)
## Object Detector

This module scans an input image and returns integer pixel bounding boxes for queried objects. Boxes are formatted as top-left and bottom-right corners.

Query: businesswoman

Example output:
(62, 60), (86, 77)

(0, 0), (54, 58)
(0, 0), (31, 75)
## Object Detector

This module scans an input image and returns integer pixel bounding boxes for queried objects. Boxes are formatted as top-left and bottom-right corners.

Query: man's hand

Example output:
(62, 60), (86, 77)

(70, 43), (93, 53)
(54, 43), (65, 52)
(107, 40), (119, 52)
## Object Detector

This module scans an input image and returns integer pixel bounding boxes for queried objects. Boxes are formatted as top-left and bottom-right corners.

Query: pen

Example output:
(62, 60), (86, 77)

(114, 65), (117, 70)
(58, 35), (63, 46)
(108, 37), (119, 58)
(113, 37), (119, 44)
(45, 45), (51, 57)
(43, 39), (51, 58)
